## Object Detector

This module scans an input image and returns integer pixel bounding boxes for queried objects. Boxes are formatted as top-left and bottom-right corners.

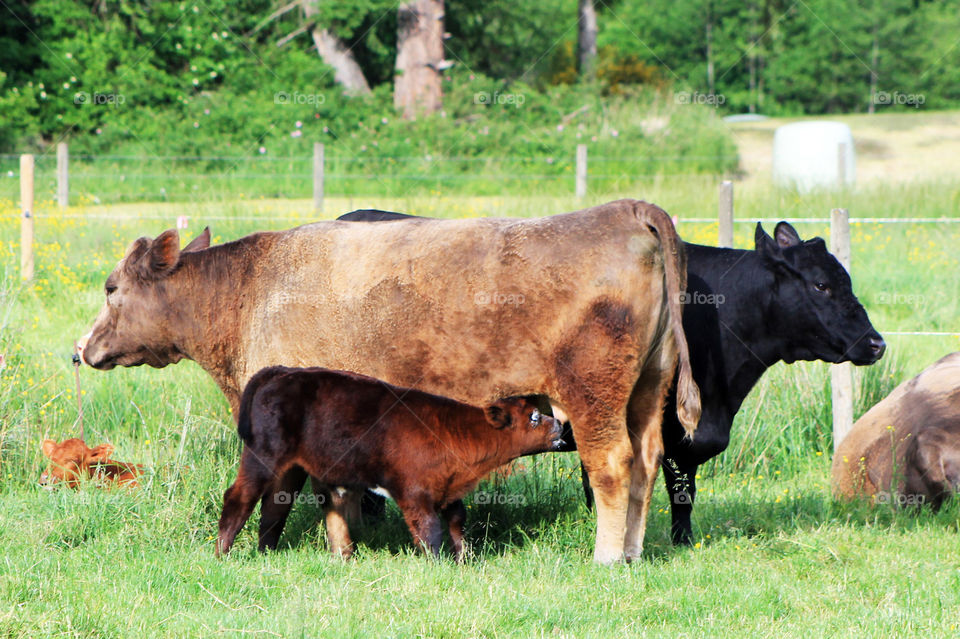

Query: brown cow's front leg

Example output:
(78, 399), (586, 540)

(322, 487), (356, 559)
(217, 448), (274, 556)
(442, 500), (467, 562)
(258, 465), (309, 552)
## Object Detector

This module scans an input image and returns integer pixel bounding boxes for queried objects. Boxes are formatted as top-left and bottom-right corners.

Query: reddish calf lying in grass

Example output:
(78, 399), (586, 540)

(40, 438), (142, 488)
(216, 366), (563, 560)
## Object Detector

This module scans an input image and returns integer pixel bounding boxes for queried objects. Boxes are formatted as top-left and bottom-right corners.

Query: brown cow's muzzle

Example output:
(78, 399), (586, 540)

(76, 332), (92, 366)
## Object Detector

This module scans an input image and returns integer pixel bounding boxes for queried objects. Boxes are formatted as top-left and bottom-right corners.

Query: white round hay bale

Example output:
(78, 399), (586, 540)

(772, 121), (855, 192)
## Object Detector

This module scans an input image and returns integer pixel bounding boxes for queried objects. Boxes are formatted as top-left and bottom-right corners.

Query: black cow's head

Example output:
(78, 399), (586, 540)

(756, 222), (884, 366)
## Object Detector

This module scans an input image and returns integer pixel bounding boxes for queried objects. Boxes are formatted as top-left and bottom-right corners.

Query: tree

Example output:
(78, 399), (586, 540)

(394, 0), (447, 118)
(578, 0), (598, 81)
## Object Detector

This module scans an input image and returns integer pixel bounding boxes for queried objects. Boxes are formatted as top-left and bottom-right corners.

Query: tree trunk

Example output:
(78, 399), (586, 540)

(578, 0), (598, 81)
(705, 1), (715, 96)
(301, 0), (371, 95)
(868, 21), (879, 114)
(395, 0), (445, 119)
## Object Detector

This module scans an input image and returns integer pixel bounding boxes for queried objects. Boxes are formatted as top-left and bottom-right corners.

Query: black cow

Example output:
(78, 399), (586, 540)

(336, 209), (886, 544)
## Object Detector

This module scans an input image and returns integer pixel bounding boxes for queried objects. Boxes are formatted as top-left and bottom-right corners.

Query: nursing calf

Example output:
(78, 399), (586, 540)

(216, 366), (563, 560)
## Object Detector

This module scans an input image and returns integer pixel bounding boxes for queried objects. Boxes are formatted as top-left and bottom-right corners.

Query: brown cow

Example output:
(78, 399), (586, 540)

(40, 438), (142, 488)
(80, 199), (700, 564)
(833, 352), (960, 508)
(216, 366), (564, 559)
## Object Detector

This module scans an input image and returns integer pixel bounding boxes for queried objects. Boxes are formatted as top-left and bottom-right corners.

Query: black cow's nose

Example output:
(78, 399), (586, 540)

(868, 335), (886, 359)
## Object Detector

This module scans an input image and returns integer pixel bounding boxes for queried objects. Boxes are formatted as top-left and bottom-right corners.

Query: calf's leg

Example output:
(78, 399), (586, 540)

(217, 447), (275, 556)
(258, 465), (309, 552)
(442, 500), (467, 562)
(397, 495), (444, 557)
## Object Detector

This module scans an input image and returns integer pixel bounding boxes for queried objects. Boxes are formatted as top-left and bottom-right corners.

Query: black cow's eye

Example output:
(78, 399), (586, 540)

(813, 282), (830, 294)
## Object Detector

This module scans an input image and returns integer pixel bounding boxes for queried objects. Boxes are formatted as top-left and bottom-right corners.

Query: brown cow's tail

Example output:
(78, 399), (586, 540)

(636, 201), (701, 438)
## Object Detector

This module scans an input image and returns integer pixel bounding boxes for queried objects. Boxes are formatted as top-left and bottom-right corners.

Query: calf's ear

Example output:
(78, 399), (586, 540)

(484, 402), (513, 429)
(182, 227), (211, 253)
(89, 444), (114, 461)
(774, 222), (802, 248)
(41, 439), (57, 459)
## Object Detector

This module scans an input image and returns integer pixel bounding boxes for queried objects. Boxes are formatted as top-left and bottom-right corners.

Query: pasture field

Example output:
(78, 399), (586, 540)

(1, 176), (959, 637)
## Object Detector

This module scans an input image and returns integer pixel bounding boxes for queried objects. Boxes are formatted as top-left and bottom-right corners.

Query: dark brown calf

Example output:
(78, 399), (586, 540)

(40, 438), (142, 488)
(216, 366), (563, 560)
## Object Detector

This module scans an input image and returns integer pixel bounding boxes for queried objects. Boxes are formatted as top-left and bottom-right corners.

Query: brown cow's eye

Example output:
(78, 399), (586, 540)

(105, 284), (117, 295)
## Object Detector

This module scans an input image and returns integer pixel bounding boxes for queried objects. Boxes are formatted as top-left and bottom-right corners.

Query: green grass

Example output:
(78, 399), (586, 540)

(1, 178), (959, 637)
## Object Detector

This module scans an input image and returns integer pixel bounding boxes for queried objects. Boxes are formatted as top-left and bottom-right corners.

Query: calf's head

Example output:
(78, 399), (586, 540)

(40, 438), (115, 487)
(80, 227), (210, 370)
(483, 397), (564, 456)
(755, 222), (884, 366)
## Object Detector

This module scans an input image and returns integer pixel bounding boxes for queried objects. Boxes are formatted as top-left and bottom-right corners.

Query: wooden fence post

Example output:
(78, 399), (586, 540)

(20, 154), (34, 281)
(718, 180), (734, 248)
(831, 207), (853, 451)
(57, 142), (69, 208)
(313, 142), (324, 214)
(575, 143), (587, 199)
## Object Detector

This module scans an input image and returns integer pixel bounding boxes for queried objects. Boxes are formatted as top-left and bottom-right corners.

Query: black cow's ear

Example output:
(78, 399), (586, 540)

(755, 223), (780, 256)
(182, 226), (211, 253)
(774, 222), (802, 248)
(484, 401), (513, 429)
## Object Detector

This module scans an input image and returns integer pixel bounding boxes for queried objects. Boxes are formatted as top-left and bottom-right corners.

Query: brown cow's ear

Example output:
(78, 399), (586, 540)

(182, 227), (211, 253)
(131, 230), (181, 280)
(122, 237), (151, 273)
(88, 444), (114, 461)
(484, 402), (513, 429)
(41, 439), (57, 459)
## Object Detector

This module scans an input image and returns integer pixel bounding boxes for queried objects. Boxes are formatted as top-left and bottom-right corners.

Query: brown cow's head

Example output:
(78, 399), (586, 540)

(483, 397), (564, 456)
(80, 227), (210, 370)
(40, 438), (115, 487)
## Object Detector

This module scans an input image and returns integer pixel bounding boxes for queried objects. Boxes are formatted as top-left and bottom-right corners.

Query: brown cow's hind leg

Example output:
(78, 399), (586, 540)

(623, 349), (673, 561)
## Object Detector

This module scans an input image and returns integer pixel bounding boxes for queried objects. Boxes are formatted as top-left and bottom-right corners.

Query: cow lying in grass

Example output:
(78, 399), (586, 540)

(216, 366), (564, 560)
(40, 438), (142, 488)
(833, 352), (960, 508)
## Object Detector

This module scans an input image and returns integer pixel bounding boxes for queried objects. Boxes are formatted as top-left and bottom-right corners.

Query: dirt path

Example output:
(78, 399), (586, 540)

(725, 110), (960, 186)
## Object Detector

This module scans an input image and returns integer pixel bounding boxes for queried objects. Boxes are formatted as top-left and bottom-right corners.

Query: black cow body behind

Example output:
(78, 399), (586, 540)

(337, 209), (886, 544)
